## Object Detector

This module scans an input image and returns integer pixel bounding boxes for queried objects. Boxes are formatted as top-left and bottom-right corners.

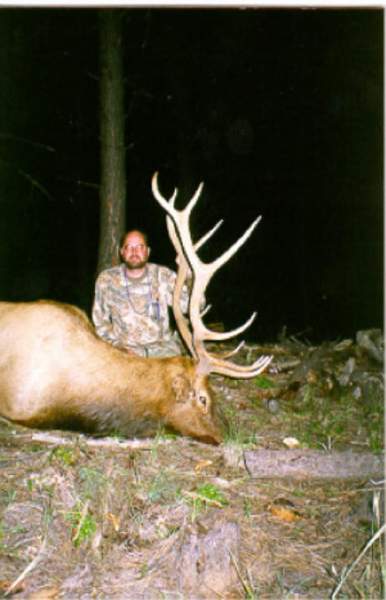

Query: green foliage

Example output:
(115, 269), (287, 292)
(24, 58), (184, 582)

(108, 429), (126, 440)
(223, 405), (260, 446)
(287, 381), (384, 452)
(243, 498), (252, 518)
(184, 482), (229, 521)
(65, 502), (97, 547)
(254, 375), (275, 389)
(0, 522), (18, 559)
(155, 425), (178, 441)
(196, 483), (228, 506)
(0, 489), (16, 505)
(50, 446), (77, 466)
(368, 427), (383, 453)
(138, 563), (149, 579)
(78, 467), (107, 499)
(146, 471), (180, 504)
(363, 403), (383, 453)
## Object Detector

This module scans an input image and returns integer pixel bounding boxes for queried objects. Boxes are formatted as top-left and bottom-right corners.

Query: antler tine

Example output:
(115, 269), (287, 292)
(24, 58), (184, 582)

(195, 220), (223, 251)
(193, 310), (257, 342)
(211, 216), (262, 274)
(219, 340), (245, 359)
(152, 171), (202, 223)
(207, 340), (246, 361)
(152, 171), (178, 214)
(186, 181), (205, 218)
(200, 304), (211, 318)
(208, 354), (273, 378)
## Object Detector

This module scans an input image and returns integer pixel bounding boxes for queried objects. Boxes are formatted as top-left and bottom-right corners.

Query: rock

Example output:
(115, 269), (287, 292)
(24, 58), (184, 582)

(351, 371), (384, 406)
(356, 329), (384, 363)
(263, 398), (280, 413)
(337, 357), (356, 386)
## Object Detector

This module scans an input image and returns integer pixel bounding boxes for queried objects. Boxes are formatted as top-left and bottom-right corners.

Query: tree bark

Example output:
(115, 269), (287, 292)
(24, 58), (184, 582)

(244, 449), (384, 480)
(98, 10), (126, 273)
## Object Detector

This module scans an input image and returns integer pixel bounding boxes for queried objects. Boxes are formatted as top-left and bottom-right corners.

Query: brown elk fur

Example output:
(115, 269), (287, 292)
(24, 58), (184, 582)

(0, 300), (222, 444)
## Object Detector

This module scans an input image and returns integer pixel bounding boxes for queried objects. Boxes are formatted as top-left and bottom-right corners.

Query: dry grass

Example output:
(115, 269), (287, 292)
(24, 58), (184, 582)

(0, 338), (384, 599)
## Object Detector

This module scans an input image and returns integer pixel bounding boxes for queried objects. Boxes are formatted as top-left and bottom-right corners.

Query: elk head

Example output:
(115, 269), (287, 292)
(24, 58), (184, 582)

(151, 171), (273, 439)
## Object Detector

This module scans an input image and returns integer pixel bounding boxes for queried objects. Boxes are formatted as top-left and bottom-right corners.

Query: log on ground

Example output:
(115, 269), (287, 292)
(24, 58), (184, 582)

(244, 449), (384, 480)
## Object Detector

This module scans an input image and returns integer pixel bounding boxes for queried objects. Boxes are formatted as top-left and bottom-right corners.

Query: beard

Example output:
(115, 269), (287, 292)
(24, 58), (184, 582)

(124, 257), (148, 270)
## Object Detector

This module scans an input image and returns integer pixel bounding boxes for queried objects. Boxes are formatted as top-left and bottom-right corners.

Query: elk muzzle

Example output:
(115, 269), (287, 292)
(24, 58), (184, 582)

(167, 372), (223, 444)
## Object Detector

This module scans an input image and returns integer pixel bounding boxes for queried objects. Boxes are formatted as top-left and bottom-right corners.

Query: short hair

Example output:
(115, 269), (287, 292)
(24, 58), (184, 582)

(119, 229), (149, 248)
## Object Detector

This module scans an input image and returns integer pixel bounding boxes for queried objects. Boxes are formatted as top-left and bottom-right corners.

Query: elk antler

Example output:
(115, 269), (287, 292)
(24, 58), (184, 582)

(151, 172), (273, 378)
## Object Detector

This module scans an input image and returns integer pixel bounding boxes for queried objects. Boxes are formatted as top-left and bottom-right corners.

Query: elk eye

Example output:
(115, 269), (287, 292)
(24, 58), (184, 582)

(198, 395), (207, 407)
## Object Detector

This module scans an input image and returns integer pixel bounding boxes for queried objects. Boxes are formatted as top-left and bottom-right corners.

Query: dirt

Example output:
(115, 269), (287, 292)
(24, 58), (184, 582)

(0, 336), (384, 599)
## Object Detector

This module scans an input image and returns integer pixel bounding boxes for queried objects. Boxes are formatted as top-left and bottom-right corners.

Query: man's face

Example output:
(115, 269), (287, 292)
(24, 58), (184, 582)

(120, 231), (150, 270)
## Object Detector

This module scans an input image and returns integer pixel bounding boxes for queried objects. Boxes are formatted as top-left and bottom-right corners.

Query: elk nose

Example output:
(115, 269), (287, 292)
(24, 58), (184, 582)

(201, 425), (223, 445)
(199, 433), (222, 445)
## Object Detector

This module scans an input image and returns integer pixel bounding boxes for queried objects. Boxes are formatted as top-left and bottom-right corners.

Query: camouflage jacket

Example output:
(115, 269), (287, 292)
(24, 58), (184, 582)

(92, 263), (189, 357)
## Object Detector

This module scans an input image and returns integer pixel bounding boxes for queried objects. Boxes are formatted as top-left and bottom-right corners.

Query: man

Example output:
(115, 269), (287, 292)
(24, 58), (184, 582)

(92, 229), (189, 357)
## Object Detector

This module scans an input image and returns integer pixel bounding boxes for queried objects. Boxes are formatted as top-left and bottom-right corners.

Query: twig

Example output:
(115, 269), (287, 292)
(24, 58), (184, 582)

(72, 500), (90, 545)
(0, 132), (55, 152)
(0, 159), (53, 200)
(75, 179), (99, 189)
(31, 431), (170, 450)
(229, 548), (254, 597)
(274, 359), (301, 372)
(330, 523), (386, 599)
(18, 168), (53, 200)
(4, 536), (47, 596)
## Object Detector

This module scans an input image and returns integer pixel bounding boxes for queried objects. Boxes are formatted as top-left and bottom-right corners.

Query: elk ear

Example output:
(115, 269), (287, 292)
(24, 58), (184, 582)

(171, 374), (191, 404)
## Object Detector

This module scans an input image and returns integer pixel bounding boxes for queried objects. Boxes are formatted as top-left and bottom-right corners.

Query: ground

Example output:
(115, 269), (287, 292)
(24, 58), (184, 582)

(0, 335), (384, 599)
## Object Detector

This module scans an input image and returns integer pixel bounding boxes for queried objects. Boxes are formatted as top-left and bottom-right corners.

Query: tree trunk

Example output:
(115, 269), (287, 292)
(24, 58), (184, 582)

(244, 449), (384, 480)
(97, 10), (126, 273)
(175, 518), (240, 598)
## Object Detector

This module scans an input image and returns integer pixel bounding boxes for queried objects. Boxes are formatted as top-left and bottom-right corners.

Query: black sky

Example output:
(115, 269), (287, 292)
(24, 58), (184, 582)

(0, 7), (383, 343)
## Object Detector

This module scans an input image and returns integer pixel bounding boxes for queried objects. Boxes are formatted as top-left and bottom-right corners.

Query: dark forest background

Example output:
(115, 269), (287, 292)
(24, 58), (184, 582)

(0, 7), (383, 343)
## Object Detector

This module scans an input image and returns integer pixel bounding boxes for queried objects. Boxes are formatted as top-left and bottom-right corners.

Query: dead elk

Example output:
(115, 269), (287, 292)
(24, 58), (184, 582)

(0, 174), (272, 444)
(0, 300), (222, 443)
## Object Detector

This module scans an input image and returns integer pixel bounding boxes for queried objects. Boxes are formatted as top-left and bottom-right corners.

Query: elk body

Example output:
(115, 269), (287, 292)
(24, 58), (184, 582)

(0, 300), (221, 443)
(0, 173), (272, 444)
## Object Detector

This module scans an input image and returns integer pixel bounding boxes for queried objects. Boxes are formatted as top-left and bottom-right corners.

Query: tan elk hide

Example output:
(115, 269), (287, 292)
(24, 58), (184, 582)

(0, 174), (272, 444)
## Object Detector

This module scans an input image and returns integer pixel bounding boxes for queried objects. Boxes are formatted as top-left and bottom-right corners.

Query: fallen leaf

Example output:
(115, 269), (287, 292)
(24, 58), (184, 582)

(106, 512), (120, 532)
(194, 459), (213, 473)
(27, 586), (60, 600)
(0, 580), (25, 594)
(237, 400), (248, 409)
(268, 505), (301, 522)
(306, 369), (318, 384)
(283, 436), (300, 449)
